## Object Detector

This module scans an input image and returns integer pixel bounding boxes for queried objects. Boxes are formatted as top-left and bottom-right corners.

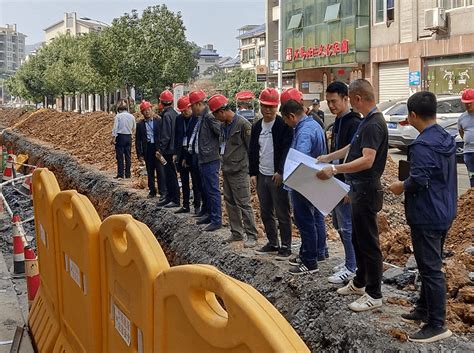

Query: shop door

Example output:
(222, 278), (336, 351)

(378, 62), (409, 102)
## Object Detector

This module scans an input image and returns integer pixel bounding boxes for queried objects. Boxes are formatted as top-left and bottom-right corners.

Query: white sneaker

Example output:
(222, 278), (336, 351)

(336, 279), (365, 296)
(333, 262), (345, 272)
(328, 267), (355, 284)
(348, 293), (383, 312)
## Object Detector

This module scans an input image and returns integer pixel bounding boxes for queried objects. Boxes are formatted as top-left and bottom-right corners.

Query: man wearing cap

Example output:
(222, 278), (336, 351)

(158, 90), (180, 208)
(458, 88), (474, 187)
(188, 90), (222, 231)
(250, 88), (294, 258)
(174, 95), (201, 214)
(280, 89), (327, 275)
(210, 94), (258, 246)
(136, 100), (166, 199)
(308, 98), (325, 129)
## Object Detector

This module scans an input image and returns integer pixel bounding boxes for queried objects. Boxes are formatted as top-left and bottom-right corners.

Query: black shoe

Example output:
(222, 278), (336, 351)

(401, 309), (428, 324)
(255, 243), (279, 254)
(194, 209), (207, 218)
(175, 207), (190, 214)
(164, 201), (180, 208)
(288, 263), (319, 275)
(196, 217), (211, 225)
(147, 193), (156, 199)
(275, 247), (292, 260)
(193, 207), (201, 215)
(408, 325), (452, 343)
(159, 195), (167, 202)
(113, 175), (123, 179)
(203, 223), (222, 232)
(288, 256), (302, 266)
(157, 199), (171, 207)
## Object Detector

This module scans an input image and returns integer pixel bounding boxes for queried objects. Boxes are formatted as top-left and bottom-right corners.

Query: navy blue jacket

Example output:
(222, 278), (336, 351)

(404, 124), (457, 230)
(175, 114), (198, 164)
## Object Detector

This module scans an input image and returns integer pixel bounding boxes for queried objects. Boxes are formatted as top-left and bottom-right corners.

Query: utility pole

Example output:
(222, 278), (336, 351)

(277, 0), (283, 93)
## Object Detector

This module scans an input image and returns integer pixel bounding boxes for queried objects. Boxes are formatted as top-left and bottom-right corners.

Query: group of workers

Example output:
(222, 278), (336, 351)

(111, 80), (474, 344)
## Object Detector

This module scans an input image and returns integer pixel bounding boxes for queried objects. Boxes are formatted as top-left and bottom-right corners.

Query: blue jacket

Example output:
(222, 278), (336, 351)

(291, 115), (326, 158)
(404, 124), (457, 230)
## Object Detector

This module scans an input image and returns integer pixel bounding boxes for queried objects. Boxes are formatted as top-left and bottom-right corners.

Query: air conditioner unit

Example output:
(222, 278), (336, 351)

(424, 8), (447, 31)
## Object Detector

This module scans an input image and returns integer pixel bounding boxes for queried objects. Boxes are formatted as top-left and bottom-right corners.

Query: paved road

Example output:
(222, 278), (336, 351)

(389, 148), (470, 195)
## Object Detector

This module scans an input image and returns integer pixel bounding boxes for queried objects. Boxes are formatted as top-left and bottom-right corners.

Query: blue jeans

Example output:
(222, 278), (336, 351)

(200, 160), (222, 225)
(464, 152), (474, 187)
(332, 200), (356, 272)
(411, 227), (447, 328)
(314, 207), (327, 259)
(291, 190), (325, 267)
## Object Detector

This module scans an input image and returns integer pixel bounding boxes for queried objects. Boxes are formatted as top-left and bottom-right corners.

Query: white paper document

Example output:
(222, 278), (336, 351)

(283, 148), (350, 215)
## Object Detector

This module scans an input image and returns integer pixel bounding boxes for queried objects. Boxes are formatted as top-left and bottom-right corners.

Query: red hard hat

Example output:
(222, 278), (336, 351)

(259, 88), (279, 106)
(177, 95), (191, 112)
(189, 90), (207, 105)
(159, 90), (174, 103)
(139, 100), (152, 112)
(208, 94), (229, 113)
(461, 88), (474, 103)
(235, 90), (255, 101)
(280, 88), (303, 105)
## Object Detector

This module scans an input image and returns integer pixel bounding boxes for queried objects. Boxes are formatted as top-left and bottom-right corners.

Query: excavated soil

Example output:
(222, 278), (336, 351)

(1, 109), (473, 350)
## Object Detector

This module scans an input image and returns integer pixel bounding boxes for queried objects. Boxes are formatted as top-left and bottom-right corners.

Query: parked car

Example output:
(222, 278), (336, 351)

(383, 95), (465, 151)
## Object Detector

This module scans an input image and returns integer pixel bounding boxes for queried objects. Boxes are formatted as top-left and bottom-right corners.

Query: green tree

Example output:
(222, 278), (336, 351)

(212, 68), (264, 102)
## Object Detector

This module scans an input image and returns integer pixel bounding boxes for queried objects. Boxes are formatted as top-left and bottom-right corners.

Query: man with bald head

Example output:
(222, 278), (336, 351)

(317, 79), (388, 313)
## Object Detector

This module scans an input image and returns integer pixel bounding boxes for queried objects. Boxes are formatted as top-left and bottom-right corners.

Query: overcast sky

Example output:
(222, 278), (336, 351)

(0, 0), (265, 57)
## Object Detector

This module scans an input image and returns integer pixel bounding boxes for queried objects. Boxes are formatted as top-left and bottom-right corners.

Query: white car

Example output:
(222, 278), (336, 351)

(382, 95), (465, 152)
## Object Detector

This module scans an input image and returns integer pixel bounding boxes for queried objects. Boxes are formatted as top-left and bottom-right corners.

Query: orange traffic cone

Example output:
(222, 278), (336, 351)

(2, 155), (16, 181)
(12, 215), (25, 276)
(24, 245), (40, 307)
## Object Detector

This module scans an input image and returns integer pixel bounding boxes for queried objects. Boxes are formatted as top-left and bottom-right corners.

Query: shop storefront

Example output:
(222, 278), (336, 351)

(281, 0), (370, 103)
(424, 54), (474, 95)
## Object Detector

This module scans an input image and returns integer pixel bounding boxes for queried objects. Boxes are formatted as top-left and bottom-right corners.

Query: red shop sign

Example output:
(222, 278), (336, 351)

(286, 39), (349, 62)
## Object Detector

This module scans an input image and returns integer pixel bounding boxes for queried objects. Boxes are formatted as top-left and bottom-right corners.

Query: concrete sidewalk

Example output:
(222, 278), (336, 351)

(0, 250), (34, 353)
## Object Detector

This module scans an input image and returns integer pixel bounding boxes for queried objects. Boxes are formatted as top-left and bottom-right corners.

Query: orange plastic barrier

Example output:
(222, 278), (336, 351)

(52, 191), (102, 353)
(154, 265), (310, 353)
(100, 215), (170, 353)
(29, 168), (61, 352)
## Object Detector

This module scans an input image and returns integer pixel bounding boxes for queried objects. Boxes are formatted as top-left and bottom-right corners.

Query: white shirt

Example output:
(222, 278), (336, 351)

(112, 111), (136, 136)
(259, 120), (275, 176)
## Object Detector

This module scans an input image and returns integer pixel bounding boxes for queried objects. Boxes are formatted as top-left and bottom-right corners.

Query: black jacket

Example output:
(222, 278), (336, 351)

(330, 111), (361, 181)
(175, 113), (198, 164)
(160, 106), (178, 155)
(197, 108), (222, 164)
(249, 115), (293, 176)
(136, 118), (161, 159)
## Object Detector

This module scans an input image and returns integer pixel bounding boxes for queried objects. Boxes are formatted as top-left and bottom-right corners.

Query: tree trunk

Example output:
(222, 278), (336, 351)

(61, 94), (65, 112)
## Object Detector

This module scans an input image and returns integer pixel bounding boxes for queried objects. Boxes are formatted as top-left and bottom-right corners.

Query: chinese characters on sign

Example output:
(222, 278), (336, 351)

(286, 39), (350, 62)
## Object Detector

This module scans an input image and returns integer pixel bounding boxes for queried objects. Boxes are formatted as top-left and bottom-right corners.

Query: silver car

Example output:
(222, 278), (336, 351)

(383, 95), (465, 152)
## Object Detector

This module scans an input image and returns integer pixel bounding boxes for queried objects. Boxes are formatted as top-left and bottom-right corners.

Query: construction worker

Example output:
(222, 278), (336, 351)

(188, 90), (222, 231)
(249, 88), (294, 258)
(235, 90), (256, 122)
(158, 90), (180, 208)
(111, 99), (136, 179)
(174, 95), (201, 214)
(210, 94), (258, 246)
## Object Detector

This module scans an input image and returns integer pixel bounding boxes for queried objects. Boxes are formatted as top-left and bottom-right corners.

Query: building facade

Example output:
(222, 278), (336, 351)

(237, 25), (267, 71)
(0, 24), (26, 74)
(44, 12), (108, 43)
(368, 0), (474, 102)
(196, 44), (221, 78)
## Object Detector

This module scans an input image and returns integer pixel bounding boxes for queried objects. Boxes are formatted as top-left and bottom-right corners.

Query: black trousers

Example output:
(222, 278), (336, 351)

(115, 134), (131, 178)
(163, 153), (180, 204)
(145, 143), (166, 196)
(178, 150), (202, 209)
(349, 180), (384, 299)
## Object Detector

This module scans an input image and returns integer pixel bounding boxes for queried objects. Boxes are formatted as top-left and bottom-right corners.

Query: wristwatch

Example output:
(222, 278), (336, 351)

(331, 165), (338, 176)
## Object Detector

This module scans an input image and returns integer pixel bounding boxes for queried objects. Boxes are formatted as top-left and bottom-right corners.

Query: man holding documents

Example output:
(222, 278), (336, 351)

(281, 93), (327, 275)
(317, 79), (388, 312)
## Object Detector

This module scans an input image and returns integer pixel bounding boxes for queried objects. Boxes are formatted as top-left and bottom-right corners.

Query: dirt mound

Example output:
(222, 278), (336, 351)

(0, 108), (32, 128)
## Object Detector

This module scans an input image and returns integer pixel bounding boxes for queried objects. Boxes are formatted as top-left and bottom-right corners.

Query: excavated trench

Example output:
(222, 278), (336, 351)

(3, 129), (474, 352)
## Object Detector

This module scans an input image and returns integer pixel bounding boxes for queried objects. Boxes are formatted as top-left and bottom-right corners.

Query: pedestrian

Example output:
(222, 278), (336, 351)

(208, 94), (258, 246)
(281, 88), (329, 260)
(135, 100), (167, 199)
(111, 99), (136, 179)
(317, 79), (388, 312)
(174, 95), (202, 214)
(458, 88), (474, 187)
(280, 89), (327, 275)
(188, 90), (222, 232)
(325, 81), (361, 284)
(249, 88), (294, 259)
(388, 91), (456, 343)
(308, 98), (325, 129)
(157, 90), (181, 208)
